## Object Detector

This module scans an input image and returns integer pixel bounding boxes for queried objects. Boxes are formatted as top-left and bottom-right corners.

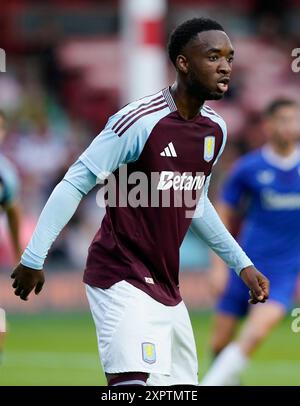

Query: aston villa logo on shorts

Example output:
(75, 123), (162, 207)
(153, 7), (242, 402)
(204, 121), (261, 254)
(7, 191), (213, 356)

(204, 136), (215, 162)
(142, 342), (156, 364)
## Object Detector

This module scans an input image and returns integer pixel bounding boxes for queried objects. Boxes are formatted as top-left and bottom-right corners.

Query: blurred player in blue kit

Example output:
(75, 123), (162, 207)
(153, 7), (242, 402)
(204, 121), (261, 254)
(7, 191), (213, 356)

(0, 110), (22, 363)
(201, 99), (300, 385)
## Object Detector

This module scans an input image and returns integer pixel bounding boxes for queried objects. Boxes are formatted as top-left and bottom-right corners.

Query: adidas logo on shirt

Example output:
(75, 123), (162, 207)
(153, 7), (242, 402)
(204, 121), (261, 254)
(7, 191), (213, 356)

(160, 142), (177, 157)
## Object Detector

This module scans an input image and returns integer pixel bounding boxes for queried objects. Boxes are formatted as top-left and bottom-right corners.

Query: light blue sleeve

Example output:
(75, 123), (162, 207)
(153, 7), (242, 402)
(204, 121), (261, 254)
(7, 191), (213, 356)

(78, 96), (170, 179)
(190, 176), (253, 275)
(63, 159), (97, 194)
(21, 161), (97, 270)
(20, 98), (168, 271)
(79, 114), (148, 179)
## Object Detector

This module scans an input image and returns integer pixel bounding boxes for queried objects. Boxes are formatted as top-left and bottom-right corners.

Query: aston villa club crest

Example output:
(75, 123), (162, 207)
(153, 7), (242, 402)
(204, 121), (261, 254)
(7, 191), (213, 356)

(142, 342), (156, 364)
(204, 136), (215, 162)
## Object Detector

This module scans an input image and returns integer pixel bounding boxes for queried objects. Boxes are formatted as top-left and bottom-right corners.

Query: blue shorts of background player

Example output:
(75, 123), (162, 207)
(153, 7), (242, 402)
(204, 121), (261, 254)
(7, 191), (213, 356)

(217, 266), (299, 317)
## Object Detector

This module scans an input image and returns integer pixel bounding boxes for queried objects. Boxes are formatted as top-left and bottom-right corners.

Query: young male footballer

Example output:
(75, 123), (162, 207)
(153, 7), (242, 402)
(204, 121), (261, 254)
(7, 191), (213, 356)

(11, 18), (269, 386)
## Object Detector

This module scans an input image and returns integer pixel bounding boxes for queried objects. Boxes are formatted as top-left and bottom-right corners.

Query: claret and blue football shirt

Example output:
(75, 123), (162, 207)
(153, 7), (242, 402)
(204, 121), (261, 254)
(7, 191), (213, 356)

(79, 88), (227, 305)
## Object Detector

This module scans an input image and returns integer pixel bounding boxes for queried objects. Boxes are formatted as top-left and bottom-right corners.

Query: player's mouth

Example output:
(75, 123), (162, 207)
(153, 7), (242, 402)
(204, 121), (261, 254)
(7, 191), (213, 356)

(216, 77), (230, 93)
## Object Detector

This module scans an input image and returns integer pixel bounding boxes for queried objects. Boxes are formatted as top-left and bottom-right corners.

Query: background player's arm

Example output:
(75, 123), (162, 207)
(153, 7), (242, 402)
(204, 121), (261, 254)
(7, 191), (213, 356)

(191, 178), (269, 304)
(0, 160), (22, 262)
(214, 200), (236, 231)
(4, 200), (22, 262)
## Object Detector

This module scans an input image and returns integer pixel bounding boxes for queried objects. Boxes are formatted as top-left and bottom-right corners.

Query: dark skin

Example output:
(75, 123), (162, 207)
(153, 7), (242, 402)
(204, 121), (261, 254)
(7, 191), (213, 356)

(170, 30), (234, 120)
(11, 31), (268, 386)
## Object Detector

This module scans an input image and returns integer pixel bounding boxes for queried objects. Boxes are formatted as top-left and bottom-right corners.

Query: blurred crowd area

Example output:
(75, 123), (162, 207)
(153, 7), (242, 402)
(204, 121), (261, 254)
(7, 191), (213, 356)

(0, 0), (300, 272)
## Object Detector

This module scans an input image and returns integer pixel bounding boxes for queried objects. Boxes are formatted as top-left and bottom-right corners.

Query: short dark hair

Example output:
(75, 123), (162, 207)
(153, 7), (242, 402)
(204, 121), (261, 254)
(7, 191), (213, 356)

(264, 99), (297, 117)
(168, 18), (225, 66)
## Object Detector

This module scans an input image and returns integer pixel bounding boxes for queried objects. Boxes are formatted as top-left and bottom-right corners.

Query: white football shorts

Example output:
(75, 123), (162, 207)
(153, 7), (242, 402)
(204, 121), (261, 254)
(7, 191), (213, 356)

(85, 280), (198, 386)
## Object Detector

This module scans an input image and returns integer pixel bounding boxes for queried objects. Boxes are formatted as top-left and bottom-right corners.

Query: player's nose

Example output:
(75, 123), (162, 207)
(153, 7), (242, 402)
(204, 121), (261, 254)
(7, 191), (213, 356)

(218, 59), (232, 75)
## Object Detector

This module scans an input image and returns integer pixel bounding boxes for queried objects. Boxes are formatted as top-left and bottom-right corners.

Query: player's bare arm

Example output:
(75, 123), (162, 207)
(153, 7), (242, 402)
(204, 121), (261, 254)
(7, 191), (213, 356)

(5, 201), (23, 262)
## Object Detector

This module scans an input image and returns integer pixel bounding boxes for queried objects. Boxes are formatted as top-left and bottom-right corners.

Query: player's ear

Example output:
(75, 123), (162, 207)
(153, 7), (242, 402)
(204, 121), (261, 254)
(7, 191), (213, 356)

(176, 55), (189, 74)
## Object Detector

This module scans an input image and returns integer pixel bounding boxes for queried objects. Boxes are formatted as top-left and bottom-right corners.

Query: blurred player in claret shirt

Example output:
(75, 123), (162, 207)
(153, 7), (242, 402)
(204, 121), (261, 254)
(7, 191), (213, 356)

(201, 99), (300, 386)
(0, 110), (22, 363)
(11, 18), (269, 386)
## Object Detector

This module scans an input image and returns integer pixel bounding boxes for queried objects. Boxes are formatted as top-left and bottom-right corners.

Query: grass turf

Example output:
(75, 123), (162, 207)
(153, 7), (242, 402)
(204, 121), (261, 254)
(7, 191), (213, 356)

(1, 311), (299, 386)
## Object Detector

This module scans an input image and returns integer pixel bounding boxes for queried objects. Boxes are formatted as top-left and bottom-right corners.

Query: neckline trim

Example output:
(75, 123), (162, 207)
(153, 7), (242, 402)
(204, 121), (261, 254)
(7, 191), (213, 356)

(262, 144), (300, 171)
(162, 87), (177, 112)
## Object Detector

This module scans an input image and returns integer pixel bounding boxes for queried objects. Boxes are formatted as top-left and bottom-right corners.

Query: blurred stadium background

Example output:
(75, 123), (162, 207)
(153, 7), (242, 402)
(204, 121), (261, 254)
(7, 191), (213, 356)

(0, 0), (300, 386)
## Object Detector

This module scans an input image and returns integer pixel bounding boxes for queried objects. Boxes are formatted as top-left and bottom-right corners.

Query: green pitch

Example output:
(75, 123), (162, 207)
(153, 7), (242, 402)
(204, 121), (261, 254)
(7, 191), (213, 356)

(1, 311), (299, 386)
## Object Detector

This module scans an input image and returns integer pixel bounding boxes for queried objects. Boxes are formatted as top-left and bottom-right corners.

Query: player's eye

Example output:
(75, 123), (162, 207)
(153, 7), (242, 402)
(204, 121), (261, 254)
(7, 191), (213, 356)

(209, 55), (218, 61)
(227, 56), (234, 63)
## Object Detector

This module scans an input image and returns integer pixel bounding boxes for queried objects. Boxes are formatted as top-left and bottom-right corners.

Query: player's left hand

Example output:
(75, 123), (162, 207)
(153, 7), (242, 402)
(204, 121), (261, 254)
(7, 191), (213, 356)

(239, 266), (269, 304)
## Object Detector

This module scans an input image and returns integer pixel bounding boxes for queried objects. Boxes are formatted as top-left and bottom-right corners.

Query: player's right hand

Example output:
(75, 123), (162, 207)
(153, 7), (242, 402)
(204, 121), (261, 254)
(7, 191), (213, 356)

(11, 263), (45, 301)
